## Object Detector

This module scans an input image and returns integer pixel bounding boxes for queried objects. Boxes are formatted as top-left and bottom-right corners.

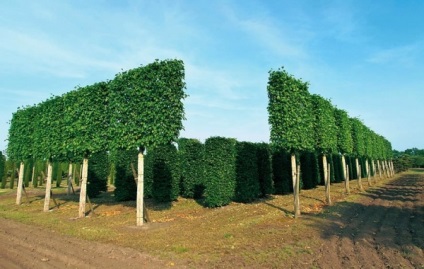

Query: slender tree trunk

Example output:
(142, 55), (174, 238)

(43, 162), (53, 212)
(136, 149), (145, 226)
(377, 160), (382, 180)
(323, 155), (331, 205)
(366, 160), (371, 186)
(31, 165), (35, 187)
(291, 154), (300, 218)
(326, 163), (332, 205)
(67, 162), (73, 196)
(78, 158), (88, 218)
(345, 164), (350, 194)
(16, 162), (24, 205)
(356, 158), (364, 191)
(341, 155), (347, 184)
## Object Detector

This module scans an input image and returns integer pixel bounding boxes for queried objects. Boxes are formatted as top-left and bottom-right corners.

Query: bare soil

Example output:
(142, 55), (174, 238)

(0, 170), (422, 269)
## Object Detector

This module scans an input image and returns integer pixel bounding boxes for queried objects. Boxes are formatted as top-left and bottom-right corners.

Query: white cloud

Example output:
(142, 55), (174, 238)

(367, 44), (420, 67)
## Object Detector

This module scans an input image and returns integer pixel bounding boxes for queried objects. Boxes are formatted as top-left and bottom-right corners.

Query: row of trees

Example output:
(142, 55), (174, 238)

(7, 59), (187, 226)
(393, 148), (424, 172)
(267, 68), (394, 217)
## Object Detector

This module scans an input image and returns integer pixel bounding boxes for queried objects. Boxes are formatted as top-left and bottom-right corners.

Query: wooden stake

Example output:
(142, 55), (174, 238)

(67, 162), (73, 196)
(43, 162), (53, 212)
(366, 160), (371, 186)
(16, 162), (24, 205)
(291, 154), (300, 218)
(78, 158), (88, 218)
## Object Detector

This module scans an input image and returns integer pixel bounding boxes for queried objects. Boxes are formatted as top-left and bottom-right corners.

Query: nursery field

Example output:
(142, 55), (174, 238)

(0, 170), (423, 268)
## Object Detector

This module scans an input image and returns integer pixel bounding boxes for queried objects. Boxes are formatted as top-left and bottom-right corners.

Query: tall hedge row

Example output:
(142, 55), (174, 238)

(271, 148), (292, 194)
(178, 138), (204, 199)
(234, 142), (260, 203)
(113, 149), (138, 201)
(203, 137), (237, 207)
(87, 151), (109, 198)
(256, 143), (274, 197)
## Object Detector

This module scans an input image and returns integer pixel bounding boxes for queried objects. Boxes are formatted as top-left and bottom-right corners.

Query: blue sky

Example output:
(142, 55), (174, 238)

(1, 0), (423, 153)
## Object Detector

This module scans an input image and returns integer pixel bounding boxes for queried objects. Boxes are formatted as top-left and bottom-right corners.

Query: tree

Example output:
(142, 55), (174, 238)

(311, 94), (337, 204)
(267, 68), (315, 217)
(334, 108), (353, 193)
(109, 59), (186, 225)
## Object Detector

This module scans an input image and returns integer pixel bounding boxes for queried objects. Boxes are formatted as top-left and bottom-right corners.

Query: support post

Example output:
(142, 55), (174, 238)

(16, 162), (24, 205)
(291, 154), (300, 218)
(43, 162), (53, 212)
(67, 162), (73, 196)
(136, 148), (145, 226)
(78, 158), (88, 218)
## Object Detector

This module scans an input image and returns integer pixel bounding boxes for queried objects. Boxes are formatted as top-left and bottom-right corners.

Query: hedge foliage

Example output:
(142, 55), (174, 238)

(0, 152), (5, 188)
(271, 148), (292, 194)
(234, 142), (260, 203)
(113, 149), (138, 201)
(300, 151), (320, 189)
(87, 151), (108, 198)
(203, 137), (237, 207)
(178, 138), (204, 199)
(256, 143), (274, 197)
(149, 144), (180, 203)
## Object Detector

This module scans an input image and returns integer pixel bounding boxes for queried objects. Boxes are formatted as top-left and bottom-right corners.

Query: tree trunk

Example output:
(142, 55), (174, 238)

(377, 160), (382, 180)
(366, 160), (371, 186)
(357, 158), (364, 192)
(136, 149), (145, 226)
(78, 158), (88, 218)
(67, 162), (73, 196)
(291, 154), (300, 218)
(16, 162), (24, 205)
(341, 155), (347, 183)
(43, 162), (53, 212)
(323, 155), (331, 205)
(345, 164), (350, 194)
(326, 163), (332, 205)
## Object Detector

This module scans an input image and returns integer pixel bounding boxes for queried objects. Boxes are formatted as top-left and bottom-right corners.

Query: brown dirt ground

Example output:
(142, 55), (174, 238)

(0, 170), (423, 269)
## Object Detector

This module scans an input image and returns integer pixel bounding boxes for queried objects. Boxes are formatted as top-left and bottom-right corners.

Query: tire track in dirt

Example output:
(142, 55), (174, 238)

(0, 218), (176, 269)
(312, 173), (424, 269)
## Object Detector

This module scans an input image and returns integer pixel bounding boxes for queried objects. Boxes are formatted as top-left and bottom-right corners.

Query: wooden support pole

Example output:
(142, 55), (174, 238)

(291, 154), (301, 218)
(136, 149), (145, 226)
(78, 158), (88, 218)
(43, 162), (53, 212)
(16, 162), (24, 205)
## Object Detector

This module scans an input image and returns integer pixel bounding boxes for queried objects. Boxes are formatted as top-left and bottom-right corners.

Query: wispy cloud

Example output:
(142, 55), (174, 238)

(367, 44), (421, 67)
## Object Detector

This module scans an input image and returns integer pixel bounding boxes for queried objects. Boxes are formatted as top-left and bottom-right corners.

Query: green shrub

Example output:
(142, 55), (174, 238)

(256, 143), (273, 197)
(148, 143), (180, 203)
(234, 142), (260, 203)
(87, 151), (108, 198)
(203, 137), (237, 207)
(332, 154), (344, 183)
(272, 148), (291, 194)
(23, 159), (33, 187)
(178, 138), (204, 199)
(0, 152), (5, 189)
(300, 151), (320, 189)
(113, 149), (138, 201)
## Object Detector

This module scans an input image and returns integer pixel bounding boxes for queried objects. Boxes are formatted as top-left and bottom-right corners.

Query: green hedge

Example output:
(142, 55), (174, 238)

(0, 152), (5, 188)
(113, 149), (138, 201)
(178, 138), (204, 199)
(234, 142), (260, 203)
(256, 143), (273, 197)
(332, 154), (344, 183)
(300, 151), (320, 189)
(272, 148), (291, 194)
(203, 137), (237, 207)
(87, 151), (108, 198)
(147, 144), (180, 203)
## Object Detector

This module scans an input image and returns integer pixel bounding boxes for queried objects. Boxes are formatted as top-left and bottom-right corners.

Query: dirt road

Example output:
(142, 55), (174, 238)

(0, 219), (170, 269)
(310, 172), (424, 268)
(0, 172), (422, 268)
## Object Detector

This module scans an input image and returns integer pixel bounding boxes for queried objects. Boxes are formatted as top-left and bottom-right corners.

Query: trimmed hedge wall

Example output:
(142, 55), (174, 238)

(149, 143), (180, 203)
(256, 143), (273, 197)
(178, 138), (204, 199)
(203, 137), (237, 207)
(87, 151), (108, 198)
(234, 142), (260, 203)
(0, 152), (5, 188)
(271, 148), (292, 194)
(113, 149), (138, 201)
(300, 151), (320, 189)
